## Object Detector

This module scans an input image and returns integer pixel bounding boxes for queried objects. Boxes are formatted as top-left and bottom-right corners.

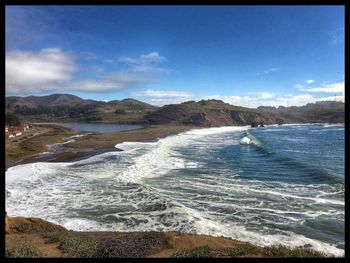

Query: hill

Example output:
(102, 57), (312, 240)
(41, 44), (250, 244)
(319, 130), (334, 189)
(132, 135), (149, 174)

(144, 99), (343, 126)
(5, 94), (89, 110)
(5, 94), (344, 125)
(257, 101), (344, 124)
(5, 94), (158, 124)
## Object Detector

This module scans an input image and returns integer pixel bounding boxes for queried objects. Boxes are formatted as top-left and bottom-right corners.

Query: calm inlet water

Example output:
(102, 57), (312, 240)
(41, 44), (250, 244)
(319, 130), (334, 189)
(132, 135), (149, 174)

(6, 124), (344, 256)
(33, 122), (143, 133)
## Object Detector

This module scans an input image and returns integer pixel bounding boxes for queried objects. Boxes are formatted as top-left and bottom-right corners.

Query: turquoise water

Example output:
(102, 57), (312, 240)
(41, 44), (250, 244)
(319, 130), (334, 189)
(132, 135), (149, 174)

(6, 124), (344, 256)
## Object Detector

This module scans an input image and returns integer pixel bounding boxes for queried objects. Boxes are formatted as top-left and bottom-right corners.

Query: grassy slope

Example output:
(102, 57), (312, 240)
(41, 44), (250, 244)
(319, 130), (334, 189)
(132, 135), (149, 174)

(5, 216), (327, 258)
(5, 124), (76, 168)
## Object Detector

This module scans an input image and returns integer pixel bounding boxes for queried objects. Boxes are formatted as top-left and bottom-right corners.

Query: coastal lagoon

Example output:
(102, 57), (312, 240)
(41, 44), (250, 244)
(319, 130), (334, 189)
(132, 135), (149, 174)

(32, 122), (143, 133)
(6, 124), (344, 256)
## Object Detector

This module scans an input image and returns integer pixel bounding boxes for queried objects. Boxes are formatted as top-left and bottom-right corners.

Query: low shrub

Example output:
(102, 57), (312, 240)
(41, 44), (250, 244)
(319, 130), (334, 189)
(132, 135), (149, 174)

(223, 245), (258, 257)
(172, 246), (211, 258)
(44, 232), (62, 243)
(58, 237), (99, 258)
(263, 245), (325, 258)
(6, 244), (42, 258)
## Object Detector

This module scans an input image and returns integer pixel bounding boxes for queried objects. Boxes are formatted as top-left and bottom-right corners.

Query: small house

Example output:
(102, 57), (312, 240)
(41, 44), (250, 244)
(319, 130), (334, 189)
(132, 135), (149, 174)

(17, 125), (27, 131)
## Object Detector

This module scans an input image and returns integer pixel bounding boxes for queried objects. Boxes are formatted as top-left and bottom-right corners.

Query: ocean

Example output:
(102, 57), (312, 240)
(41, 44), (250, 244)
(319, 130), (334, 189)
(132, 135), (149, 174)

(5, 124), (344, 256)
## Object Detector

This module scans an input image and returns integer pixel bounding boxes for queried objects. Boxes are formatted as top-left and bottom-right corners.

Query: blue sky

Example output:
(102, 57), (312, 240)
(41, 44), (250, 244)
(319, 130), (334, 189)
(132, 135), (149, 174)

(5, 6), (344, 107)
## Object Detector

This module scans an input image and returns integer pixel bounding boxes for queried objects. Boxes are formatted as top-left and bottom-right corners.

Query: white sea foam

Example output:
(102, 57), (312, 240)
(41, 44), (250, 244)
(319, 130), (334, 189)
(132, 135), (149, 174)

(323, 123), (344, 128)
(115, 141), (158, 152)
(185, 126), (249, 135)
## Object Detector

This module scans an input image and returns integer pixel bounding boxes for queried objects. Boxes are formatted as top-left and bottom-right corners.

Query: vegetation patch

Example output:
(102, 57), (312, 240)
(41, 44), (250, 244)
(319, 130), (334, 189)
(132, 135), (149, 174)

(222, 245), (258, 257)
(44, 232), (63, 244)
(57, 233), (167, 258)
(263, 245), (325, 258)
(6, 244), (42, 258)
(92, 234), (167, 258)
(58, 237), (99, 258)
(172, 246), (211, 258)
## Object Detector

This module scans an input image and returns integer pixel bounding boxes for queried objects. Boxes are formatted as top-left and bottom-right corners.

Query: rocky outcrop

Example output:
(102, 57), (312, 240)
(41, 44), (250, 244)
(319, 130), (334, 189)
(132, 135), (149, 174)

(6, 216), (67, 234)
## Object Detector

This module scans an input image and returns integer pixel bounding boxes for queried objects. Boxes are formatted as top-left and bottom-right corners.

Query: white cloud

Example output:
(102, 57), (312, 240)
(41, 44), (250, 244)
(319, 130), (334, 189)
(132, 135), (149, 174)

(6, 48), (161, 94)
(301, 82), (344, 95)
(199, 94), (335, 108)
(295, 84), (304, 89)
(6, 48), (77, 93)
(259, 92), (276, 99)
(134, 87), (342, 108)
(59, 73), (150, 93)
(306, 79), (315, 84)
(132, 89), (193, 106)
(148, 98), (190, 106)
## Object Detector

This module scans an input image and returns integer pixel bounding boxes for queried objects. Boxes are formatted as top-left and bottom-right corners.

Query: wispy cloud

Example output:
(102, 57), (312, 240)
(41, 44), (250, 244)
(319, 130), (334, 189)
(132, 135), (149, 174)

(118, 52), (171, 73)
(132, 89), (193, 106)
(248, 92), (276, 99)
(329, 27), (344, 45)
(62, 73), (149, 92)
(133, 89), (192, 98)
(295, 79), (317, 89)
(6, 7), (94, 50)
(256, 67), (281, 75)
(103, 59), (114, 64)
(264, 67), (280, 74)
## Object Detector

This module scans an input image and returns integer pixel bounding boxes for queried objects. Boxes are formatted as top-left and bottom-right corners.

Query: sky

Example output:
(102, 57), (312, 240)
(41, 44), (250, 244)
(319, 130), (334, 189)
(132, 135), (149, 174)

(5, 5), (345, 108)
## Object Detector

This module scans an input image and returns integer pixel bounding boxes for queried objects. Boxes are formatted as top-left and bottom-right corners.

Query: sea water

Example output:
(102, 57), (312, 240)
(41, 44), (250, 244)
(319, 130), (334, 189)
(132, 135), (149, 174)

(6, 124), (344, 256)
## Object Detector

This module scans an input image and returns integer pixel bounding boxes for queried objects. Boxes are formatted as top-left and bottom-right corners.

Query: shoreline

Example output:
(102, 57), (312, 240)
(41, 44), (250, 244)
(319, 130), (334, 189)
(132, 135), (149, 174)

(6, 124), (198, 169)
(6, 122), (344, 169)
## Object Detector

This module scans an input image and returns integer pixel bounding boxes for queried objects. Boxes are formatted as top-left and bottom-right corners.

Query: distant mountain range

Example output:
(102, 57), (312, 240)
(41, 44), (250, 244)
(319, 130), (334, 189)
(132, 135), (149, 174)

(5, 94), (344, 126)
